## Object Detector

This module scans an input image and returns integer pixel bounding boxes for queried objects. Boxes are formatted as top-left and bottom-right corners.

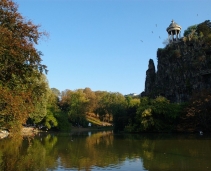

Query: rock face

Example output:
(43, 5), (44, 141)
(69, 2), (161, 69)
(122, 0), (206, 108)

(145, 59), (156, 97)
(143, 21), (211, 103)
(0, 130), (9, 139)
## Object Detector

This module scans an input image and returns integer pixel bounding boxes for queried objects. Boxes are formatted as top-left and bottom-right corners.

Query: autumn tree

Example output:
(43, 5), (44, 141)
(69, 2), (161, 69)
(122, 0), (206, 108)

(184, 90), (211, 132)
(0, 0), (48, 132)
(60, 89), (73, 112)
(0, 86), (34, 131)
(83, 87), (97, 113)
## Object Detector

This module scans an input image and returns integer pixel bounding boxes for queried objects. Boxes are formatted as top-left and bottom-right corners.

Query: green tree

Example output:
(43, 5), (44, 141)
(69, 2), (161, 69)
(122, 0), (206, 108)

(183, 25), (198, 37)
(95, 92), (126, 130)
(135, 97), (152, 131)
(68, 90), (89, 127)
(28, 74), (49, 124)
(94, 91), (108, 121)
(51, 88), (61, 98)
(43, 88), (59, 129)
(107, 92), (126, 123)
(45, 88), (71, 131)
(134, 96), (181, 132)
(95, 92), (123, 122)
(197, 21), (211, 37)
(123, 96), (140, 132)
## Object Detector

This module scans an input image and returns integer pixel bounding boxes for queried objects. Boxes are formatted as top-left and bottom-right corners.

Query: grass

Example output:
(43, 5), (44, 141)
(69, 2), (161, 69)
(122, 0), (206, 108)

(86, 114), (112, 126)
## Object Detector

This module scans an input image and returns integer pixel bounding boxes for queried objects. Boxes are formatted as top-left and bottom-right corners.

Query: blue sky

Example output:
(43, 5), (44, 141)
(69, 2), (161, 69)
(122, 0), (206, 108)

(14, 0), (211, 95)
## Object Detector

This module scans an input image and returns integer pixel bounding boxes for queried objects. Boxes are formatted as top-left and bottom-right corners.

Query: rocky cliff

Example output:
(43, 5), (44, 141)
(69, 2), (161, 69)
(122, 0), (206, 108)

(143, 20), (211, 103)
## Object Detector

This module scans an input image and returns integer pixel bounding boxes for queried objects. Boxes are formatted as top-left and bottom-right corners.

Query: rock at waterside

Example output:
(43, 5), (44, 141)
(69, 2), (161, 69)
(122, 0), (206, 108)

(0, 130), (9, 139)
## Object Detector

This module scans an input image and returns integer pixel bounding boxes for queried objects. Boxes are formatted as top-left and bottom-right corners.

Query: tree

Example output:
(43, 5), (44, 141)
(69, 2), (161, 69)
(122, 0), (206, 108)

(134, 96), (181, 132)
(135, 97), (152, 131)
(0, 0), (47, 87)
(0, 86), (33, 131)
(183, 25), (198, 37)
(197, 21), (211, 46)
(28, 74), (49, 124)
(60, 89), (89, 126)
(95, 92), (126, 130)
(106, 92), (126, 123)
(51, 88), (61, 98)
(184, 90), (211, 132)
(83, 87), (97, 113)
(197, 21), (211, 37)
(0, 0), (47, 132)
(47, 88), (71, 131)
(60, 89), (73, 112)
(94, 91), (108, 121)
(67, 90), (89, 127)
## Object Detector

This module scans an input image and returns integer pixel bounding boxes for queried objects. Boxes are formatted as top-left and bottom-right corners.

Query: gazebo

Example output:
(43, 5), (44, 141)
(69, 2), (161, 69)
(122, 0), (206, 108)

(166, 20), (182, 43)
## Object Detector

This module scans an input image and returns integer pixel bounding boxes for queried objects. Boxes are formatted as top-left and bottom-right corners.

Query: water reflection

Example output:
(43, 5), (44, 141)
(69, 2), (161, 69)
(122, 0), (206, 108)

(0, 132), (211, 171)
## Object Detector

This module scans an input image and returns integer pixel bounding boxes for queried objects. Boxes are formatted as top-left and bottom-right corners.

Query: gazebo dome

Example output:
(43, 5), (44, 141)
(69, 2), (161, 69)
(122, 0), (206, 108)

(166, 20), (182, 34)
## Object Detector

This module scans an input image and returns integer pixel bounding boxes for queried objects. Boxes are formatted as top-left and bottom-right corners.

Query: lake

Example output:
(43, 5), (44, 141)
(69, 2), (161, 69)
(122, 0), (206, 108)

(0, 130), (211, 171)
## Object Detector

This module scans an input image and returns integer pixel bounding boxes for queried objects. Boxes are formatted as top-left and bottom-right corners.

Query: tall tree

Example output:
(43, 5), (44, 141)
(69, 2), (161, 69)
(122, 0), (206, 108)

(0, 0), (47, 87)
(0, 0), (47, 132)
(28, 74), (49, 124)
(68, 90), (89, 127)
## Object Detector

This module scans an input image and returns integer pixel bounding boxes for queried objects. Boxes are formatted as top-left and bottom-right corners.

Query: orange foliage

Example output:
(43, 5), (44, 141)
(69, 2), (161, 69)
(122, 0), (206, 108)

(0, 0), (48, 87)
(0, 0), (49, 132)
(0, 87), (34, 132)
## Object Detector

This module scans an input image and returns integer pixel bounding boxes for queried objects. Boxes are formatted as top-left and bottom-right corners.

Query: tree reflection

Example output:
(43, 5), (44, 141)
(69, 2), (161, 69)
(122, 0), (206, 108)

(0, 133), (211, 171)
(0, 134), (23, 171)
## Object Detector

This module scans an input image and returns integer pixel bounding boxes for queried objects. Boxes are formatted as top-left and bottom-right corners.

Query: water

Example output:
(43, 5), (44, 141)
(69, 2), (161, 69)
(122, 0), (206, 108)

(0, 131), (211, 171)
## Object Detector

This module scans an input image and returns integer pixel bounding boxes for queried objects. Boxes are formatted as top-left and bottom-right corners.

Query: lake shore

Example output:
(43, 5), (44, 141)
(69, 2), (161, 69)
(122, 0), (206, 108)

(0, 126), (114, 139)
(70, 126), (113, 133)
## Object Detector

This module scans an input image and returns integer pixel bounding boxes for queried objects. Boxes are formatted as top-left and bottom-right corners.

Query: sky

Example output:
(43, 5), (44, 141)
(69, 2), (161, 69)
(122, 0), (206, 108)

(14, 0), (211, 95)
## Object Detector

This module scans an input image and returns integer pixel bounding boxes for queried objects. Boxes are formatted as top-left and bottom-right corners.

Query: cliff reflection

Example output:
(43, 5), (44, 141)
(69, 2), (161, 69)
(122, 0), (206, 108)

(0, 133), (211, 171)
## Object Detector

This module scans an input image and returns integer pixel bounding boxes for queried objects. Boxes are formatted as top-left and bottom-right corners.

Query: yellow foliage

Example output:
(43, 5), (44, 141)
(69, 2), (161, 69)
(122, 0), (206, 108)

(142, 108), (152, 117)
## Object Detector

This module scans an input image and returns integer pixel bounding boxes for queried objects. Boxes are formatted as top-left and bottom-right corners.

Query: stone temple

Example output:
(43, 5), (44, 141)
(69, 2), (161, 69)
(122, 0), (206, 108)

(166, 20), (182, 43)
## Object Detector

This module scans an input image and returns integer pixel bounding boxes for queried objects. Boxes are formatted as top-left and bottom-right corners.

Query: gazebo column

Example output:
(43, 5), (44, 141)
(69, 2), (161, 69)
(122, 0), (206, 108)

(168, 34), (170, 43)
